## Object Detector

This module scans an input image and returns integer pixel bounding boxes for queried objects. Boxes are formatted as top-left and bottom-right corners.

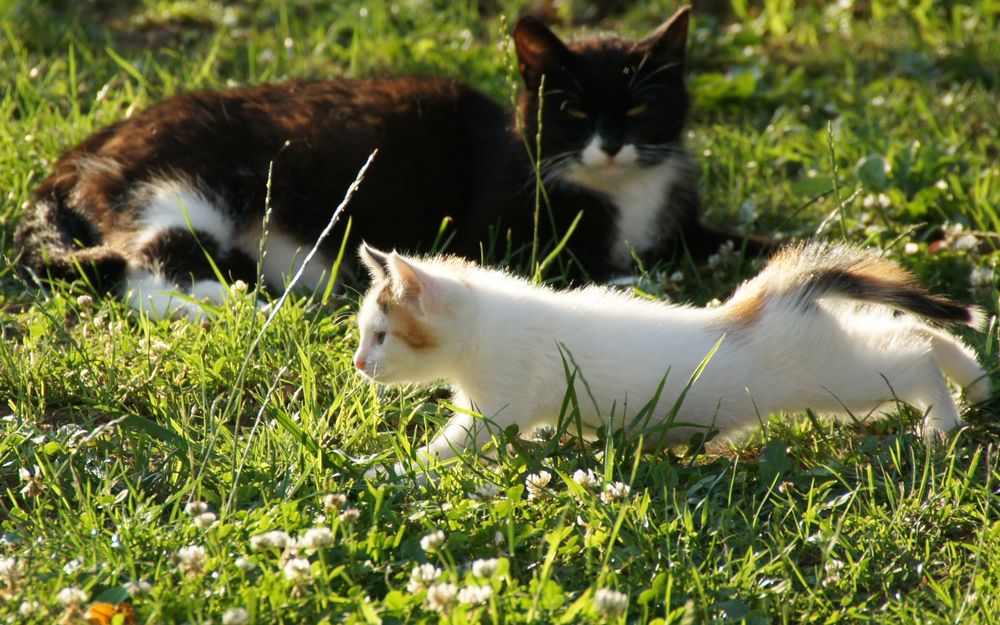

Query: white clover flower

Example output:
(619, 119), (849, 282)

(18, 600), (42, 617)
(250, 530), (291, 551)
(594, 588), (628, 619)
(18, 465), (44, 497)
(903, 242), (919, 255)
(493, 531), (506, 548)
(458, 584), (494, 606)
(56, 586), (89, 607)
(300, 527), (334, 552)
(235, 557), (256, 573)
(425, 582), (458, 614)
(222, 607), (250, 625)
(283, 557), (312, 582)
(76, 294), (93, 308)
(194, 512), (218, 529)
(954, 234), (978, 250)
(338, 508), (361, 524)
(406, 563), (442, 593)
(185, 500), (209, 516)
(63, 559), (82, 575)
(601, 481), (631, 504)
(230, 280), (249, 294)
(470, 483), (500, 502)
(525, 470), (552, 500)
(0, 557), (21, 577)
(971, 266), (993, 287)
(572, 469), (601, 491)
(530, 425), (556, 442)
(177, 544), (207, 576)
(323, 493), (347, 512)
(420, 530), (446, 552)
(124, 579), (152, 597)
(471, 558), (499, 579)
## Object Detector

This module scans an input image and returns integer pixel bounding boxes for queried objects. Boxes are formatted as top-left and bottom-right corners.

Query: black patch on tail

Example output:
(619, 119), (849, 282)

(138, 228), (259, 286)
(803, 269), (974, 326)
(13, 199), (127, 291)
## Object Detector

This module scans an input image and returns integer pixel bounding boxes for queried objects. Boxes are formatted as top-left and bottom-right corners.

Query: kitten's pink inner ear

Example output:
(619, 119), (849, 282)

(359, 243), (391, 281)
(387, 253), (429, 310)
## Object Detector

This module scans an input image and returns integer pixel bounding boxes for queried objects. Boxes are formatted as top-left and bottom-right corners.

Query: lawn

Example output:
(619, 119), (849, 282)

(1, 1), (999, 623)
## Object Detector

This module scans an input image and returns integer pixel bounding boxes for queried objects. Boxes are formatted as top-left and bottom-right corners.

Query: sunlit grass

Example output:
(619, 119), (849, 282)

(1, 1), (998, 623)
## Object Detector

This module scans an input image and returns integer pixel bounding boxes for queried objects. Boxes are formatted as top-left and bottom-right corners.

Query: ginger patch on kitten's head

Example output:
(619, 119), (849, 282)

(354, 244), (442, 383)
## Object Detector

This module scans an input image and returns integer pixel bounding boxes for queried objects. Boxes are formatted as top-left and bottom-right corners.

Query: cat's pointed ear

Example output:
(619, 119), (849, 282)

(359, 243), (391, 281)
(636, 5), (690, 67)
(387, 252), (436, 313)
(514, 16), (573, 92)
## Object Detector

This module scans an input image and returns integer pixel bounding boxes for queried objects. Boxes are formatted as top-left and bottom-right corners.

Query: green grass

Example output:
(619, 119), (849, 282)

(1, 1), (999, 623)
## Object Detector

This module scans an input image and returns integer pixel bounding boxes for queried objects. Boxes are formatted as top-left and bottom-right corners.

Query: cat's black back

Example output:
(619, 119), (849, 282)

(15, 5), (763, 311)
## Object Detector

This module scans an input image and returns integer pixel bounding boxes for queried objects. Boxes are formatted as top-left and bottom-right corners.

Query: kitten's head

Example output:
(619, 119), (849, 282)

(514, 6), (690, 187)
(353, 244), (463, 385)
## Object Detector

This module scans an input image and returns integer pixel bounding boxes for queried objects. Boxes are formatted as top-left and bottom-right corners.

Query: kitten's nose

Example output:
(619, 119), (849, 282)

(354, 354), (366, 371)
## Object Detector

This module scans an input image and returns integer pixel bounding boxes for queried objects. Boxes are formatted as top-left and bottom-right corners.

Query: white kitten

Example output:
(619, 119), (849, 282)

(353, 242), (989, 476)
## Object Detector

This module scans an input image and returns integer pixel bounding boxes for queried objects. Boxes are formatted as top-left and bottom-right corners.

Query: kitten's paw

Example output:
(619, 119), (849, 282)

(363, 462), (430, 486)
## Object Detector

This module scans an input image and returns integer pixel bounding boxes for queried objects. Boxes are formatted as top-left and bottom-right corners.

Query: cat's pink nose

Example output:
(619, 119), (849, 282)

(354, 355), (366, 371)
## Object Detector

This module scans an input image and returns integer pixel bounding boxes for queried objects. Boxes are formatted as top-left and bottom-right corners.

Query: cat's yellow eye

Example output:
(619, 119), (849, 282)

(560, 102), (588, 119)
(626, 103), (647, 117)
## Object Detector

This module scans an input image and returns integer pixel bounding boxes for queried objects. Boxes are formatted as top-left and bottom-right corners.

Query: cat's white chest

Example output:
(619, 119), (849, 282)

(564, 150), (683, 269)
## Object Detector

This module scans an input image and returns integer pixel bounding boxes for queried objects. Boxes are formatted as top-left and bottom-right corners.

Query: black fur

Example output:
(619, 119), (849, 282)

(15, 5), (766, 294)
(801, 269), (975, 326)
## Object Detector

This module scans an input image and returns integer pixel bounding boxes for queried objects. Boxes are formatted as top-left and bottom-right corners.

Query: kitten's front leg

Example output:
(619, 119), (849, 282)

(363, 409), (499, 481)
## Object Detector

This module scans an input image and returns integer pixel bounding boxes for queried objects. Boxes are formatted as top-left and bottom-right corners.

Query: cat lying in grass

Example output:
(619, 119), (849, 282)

(15, 5), (764, 320)
(354, 242), (989, 476)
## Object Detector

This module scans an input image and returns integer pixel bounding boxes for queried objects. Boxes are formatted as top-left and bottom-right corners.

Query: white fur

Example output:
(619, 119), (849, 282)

(134, 180), (234, 248)
(235, 223), (333, 292)
(565, 141), (683, 268)
(356, 245), (988, 475)
(124, 267), (227, 321)
(118, 178), (335, 319)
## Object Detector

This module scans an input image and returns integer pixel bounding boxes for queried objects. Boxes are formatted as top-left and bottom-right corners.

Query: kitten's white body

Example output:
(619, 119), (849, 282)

(354, 243), (988, 474)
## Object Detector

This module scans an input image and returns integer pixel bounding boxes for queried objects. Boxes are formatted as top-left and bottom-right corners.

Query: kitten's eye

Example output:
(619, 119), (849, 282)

(626, 103), (647, 117)
(375, 331), (386, 345)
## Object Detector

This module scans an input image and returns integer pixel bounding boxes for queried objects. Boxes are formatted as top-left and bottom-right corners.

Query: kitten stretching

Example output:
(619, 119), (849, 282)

(354, 242), (988, 475)
(15, 6), (762, 320)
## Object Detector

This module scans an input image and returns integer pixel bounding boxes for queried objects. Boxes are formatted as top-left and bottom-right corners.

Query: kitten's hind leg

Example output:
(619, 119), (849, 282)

(923, 327), (991, 403)
(890, 354), (964, 441)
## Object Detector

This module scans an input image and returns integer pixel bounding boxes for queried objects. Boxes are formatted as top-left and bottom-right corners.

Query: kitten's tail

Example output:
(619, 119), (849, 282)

(724, 242), (986, 329)
(13, 193), (127, 292)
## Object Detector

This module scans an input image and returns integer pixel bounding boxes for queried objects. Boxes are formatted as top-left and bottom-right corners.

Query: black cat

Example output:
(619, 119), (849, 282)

(15, 5), (760, 319)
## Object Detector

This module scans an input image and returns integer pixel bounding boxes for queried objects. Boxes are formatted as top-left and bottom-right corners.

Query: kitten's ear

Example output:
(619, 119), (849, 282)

(514, 16), (573, 92)
(636, 5), (690, 67)
(387, 253), (436, 313)
(359, 243), (391, 281)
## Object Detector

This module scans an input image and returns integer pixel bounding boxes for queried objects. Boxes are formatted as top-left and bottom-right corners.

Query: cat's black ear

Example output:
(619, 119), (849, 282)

(514, 16), (573, 92)
(636, 5), (690, 68)
(359, 243), (391, 281)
